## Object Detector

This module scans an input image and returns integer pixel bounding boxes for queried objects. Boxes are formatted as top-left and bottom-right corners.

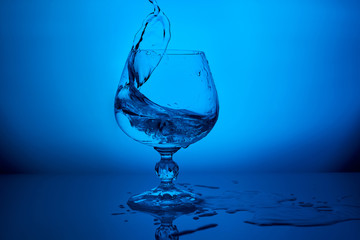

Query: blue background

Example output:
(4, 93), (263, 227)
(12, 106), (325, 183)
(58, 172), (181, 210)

(0, 0), (359, 173)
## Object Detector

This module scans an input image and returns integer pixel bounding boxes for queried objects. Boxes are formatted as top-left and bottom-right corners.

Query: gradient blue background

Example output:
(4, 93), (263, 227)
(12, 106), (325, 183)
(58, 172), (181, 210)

(0, 0), (359, 173)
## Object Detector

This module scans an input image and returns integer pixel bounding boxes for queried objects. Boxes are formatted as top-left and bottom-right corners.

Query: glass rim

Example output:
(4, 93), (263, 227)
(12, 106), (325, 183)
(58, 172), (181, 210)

(134, 49), (205, 55)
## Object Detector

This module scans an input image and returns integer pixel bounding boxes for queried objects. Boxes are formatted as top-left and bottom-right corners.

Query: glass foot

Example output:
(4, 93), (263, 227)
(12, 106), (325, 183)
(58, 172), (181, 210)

(127, 183), (201, 213)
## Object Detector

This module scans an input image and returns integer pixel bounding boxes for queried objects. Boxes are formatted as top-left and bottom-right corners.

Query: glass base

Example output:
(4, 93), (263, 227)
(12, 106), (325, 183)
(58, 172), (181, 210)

(127, 183), (201, 214)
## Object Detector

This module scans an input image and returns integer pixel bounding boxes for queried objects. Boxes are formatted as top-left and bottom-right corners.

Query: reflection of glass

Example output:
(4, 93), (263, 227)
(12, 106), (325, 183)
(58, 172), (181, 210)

(128, 201), (195, 240)
(155, 221), (179, 240)
(115, 49), (219, 211)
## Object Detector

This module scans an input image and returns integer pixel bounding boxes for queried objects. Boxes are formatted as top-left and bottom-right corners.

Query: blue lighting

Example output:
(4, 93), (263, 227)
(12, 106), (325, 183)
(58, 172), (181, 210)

(0, 0), (359, 173)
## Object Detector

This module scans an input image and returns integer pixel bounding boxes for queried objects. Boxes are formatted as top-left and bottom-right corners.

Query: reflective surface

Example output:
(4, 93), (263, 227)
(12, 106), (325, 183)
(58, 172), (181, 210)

(1, 173), (360, 239)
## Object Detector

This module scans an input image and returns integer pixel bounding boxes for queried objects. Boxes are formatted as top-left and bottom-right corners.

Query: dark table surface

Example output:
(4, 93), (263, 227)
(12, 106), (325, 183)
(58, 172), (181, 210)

(1, 173), (360, 240)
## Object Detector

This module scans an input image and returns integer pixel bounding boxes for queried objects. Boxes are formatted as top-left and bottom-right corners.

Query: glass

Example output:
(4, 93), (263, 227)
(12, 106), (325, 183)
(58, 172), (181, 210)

(114, 49), (219, 211)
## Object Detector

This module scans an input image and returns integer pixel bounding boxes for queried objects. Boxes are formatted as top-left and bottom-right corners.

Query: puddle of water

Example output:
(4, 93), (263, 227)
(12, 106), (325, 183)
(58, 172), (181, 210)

(113, 182), (360, 238)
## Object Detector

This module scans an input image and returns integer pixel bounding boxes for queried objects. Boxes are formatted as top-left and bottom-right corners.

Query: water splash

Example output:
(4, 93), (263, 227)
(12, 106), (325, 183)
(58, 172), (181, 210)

(129, 0), (171, 88)
(114, 0), (217, 148)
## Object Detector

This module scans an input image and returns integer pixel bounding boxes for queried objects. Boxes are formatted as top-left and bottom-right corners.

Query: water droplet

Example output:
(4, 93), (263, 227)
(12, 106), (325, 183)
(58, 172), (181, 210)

(194, 185), (219, 189)
(112, 213), (125, 215)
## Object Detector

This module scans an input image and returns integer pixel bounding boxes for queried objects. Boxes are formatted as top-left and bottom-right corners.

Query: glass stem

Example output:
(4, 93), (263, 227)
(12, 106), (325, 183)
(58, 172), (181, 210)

(154, 147), (180, 184)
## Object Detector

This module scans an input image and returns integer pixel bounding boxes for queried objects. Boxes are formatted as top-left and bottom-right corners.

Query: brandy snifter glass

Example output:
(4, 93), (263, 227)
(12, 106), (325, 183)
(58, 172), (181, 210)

(115, 49), (219, 211)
